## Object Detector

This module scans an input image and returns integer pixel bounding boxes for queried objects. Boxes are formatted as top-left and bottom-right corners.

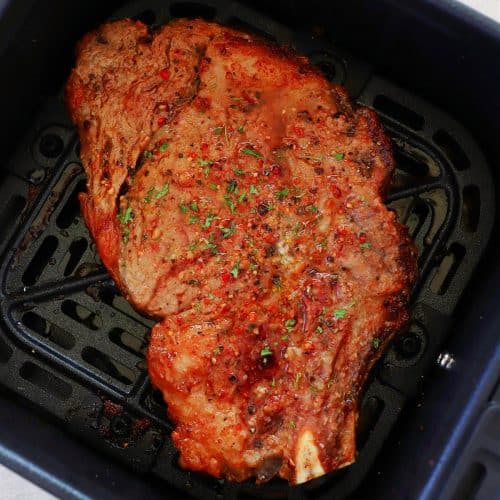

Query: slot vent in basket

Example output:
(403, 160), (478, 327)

(433, 129), (470, 171)
(22, 235), (58, 286)
(461, 185), (480, 233)
(60, 238), (89, 276)
(82, 347), (135, 385)
(430, 243), (466, 295)
(22, 311), (76, 350)
(61, 300), (102, 331)
(373, 95), (424, 130)
(56, 180), (86, 229)
(19, 362), (72, 401)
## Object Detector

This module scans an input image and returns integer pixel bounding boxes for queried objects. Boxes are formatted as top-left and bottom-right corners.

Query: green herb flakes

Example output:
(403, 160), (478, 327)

(372, 338), (381, 349)
(159, 142), (169, 152)
(202, 212), (218, 229)
(224, 195), (236, 214)
(305, 205), (319, 213)
(241, 147), (263, 159)
(117, 207), (134, 225)
(219, 221), (236, 239)
(333, 309), (347, 319)
(334, 152), (345, 161)
(144, 187), (155, 204)
(250, 185), (258, 195)
(155, 182), (169, 199)
(230, 259), (240, 278)
(285, 319), (296, 332)
(260, 346), (272, 357)
(226, 180), (238, 194)
(276, 187), (289, 200)
(197, 157), (213, 167)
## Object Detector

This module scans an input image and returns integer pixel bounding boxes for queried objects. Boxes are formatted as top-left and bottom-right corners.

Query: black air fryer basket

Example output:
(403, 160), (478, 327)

(0, 1), (499, 499)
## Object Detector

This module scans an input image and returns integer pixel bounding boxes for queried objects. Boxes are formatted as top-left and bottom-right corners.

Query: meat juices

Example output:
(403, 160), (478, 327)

(66, 18), (417, 484)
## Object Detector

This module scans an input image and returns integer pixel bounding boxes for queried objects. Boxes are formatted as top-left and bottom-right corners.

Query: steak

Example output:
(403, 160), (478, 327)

(66, 18), (418, 484)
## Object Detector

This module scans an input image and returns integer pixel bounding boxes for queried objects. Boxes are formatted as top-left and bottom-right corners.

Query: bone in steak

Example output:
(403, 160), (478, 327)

(66, 18), (418, 484)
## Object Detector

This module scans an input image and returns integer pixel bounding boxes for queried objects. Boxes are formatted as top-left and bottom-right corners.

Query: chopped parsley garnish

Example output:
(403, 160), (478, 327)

(201, 233), (218, 254)
(179, 204), (189, 214)
(289, 420), (296, 429)
(372, 338), (381, 349)
(361, 242), (372, 249)
(156, 182), (170, 199)
(237, 124), (244, 133)
(281, 334), (289, 341)
(188, 241), (199, 251)
(224, 195), (236, 214)
(305, 205), (319, 213)
(142, 150), (153, 160)
(233, 168), (244, 176)
(117, 207), (134, 224)
(238, 191), (247, 203)
(144, 187), (155, 204)
(230, 259), (240, 278)
(214, 127), (223, 135)
(334, 308), (347, 319)
(276, 187), (289, 200)
(334, 152), (345, 161)
(202, 212), (219, 229)
(316, 325), (323, 334)
(241, 147), (263, 159)
(309, 384), (318, 392)
(260, 346), (272, 357)
(219, 221), (236, 239)
(292, 222), (302, 236)
(249, 262), (257, 271)
(122, 227), (130, 244)
(159, 142), (169, 152)
(195, 300), (201, 312)
(226, 180), (238, 194)
(187, 215), (199, 224)
(249, 185), (258, 195)
(190, 201), (199, 212)
(213, 346), (223, 355)
(209, 183), (218, 191)
(271, 378), (276, 387)
(197, 157), (213, 167)
(285, 319), (296, 332)
(230, 96), (243, 101)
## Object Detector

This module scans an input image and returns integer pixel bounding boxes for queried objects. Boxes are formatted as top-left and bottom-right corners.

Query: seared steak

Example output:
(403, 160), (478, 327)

(66, 18), (417, 484)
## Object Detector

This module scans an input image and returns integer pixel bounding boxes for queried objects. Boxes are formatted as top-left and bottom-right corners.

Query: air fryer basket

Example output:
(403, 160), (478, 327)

(0, 1), (495, 499)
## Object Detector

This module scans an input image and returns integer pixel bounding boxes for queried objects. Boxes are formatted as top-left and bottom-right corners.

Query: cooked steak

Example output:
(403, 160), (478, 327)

(66, 18), (417, 484)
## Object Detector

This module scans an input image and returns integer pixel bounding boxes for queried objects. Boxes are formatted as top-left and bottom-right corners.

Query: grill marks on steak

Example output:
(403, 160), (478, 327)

(66, 18), (417, 484)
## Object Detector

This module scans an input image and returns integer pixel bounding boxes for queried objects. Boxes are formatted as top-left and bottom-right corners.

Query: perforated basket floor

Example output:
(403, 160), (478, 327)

(0, 1), (495, 499)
